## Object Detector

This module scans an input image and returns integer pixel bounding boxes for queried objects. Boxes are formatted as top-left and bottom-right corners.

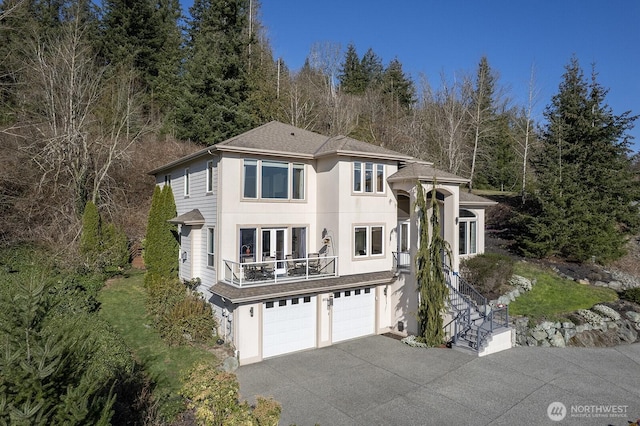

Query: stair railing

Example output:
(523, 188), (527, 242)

(443, 265), (508, 351)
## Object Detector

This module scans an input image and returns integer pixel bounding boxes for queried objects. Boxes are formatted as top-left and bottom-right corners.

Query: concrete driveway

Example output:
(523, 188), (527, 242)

(236, 335), (640, 425)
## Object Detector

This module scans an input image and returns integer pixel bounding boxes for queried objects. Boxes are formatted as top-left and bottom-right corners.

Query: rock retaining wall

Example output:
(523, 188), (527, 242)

(495, 273), (640, 348)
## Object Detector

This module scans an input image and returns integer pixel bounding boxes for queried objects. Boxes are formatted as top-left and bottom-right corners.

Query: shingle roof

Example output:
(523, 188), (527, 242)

(210, 270), (397, 304)
(168, 209), (205, 225)
(149, 121), (412, 174)
(459, 191), (498, 206)
(387, 162), (469, 184)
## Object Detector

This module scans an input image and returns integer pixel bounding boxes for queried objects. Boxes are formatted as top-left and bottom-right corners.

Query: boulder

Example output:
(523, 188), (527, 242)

(617, 321), (638, 343)
(550, 332), (566, 347)
(540, 321), (554, 330)
(607, 281), (623, 291)
(562, 321), (575, 329)
(625, 311), (640, 323)
(561, 328), (576, 342)
(221, 356), (239, 372)
(531, 330), (548, 341)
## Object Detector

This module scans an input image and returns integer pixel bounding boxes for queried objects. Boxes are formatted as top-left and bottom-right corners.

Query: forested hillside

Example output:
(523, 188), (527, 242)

(1, 0), (638, 258)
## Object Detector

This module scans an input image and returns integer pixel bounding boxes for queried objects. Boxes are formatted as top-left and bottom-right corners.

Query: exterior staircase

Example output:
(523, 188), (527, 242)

(443, 266), (512, 356)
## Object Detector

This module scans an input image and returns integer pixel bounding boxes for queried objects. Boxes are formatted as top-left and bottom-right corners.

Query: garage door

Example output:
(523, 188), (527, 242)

(263, 296), (316, 358)
(332, 287), (375, 343)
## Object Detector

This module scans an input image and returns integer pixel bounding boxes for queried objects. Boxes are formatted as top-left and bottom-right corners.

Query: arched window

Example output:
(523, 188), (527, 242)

(459, 209), (477, 256)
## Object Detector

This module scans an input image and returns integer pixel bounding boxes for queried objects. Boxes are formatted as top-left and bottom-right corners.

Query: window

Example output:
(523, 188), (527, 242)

(292, 164), (304, 199)
(243, 159), (305, 201)
(206, 160), (214, 193)
(353, 162), (384, 194)
(376, 164), (384, 192)
(355, 227), (367, 256)
(243, 160), (257, 198)
(207, 227), (215, 267)
(164, 174), (171, 186)
(354, 225), (384, 257)
(399, 222), (409, 252)
(291, 227), (307, 258)
(459, 209), (477, 255)
(262, 161), (288, 199)
(353, 162), (362, 192)
(365, 162), (373, 192)
(240, 228), (256, 262)
(371, 226), (383, 255)
(184, 168), (190, 196)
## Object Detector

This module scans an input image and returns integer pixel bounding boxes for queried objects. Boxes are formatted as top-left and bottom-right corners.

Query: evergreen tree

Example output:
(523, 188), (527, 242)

(517, 57), (640, 263)
(360, 47), (384, 89)
(80, 201), (101, 267)
(0, 273), (117, 424)
(98, 0), (183, 123)
(415, 182), (451, 346)
(144, 184), (178, 284)
(381, 58), (415, 111)
(338, 43), (366, 94)
(175, 0), (254, 144)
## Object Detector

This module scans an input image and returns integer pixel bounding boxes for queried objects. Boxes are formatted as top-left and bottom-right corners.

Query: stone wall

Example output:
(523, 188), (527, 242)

(496, 273), (640, 348)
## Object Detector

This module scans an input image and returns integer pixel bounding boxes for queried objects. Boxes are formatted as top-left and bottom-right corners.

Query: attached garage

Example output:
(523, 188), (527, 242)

(262, 296), (317, 358)
(332, 287), (375, 343)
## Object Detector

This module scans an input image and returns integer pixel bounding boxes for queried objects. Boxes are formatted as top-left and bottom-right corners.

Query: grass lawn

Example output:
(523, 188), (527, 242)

(98, 270), (219, 395)
(508, 262), (618, 321)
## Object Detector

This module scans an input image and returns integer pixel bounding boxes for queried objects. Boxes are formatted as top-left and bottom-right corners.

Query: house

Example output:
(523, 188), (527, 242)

(149, 121), (512, 364)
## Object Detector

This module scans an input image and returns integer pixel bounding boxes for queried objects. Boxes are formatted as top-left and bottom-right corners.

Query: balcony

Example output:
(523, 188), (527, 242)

(223, 255), (338, 288)
(393, 251), (411, 271)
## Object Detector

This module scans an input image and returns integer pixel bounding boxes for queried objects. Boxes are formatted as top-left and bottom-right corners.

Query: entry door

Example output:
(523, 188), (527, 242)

(262, 228), (287, 275)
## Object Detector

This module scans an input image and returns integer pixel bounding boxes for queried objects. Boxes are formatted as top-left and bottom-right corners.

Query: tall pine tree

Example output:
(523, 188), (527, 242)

(175, 0), (254, 144)
(518, 57), (640, 263)
(338, 43), (366, 94)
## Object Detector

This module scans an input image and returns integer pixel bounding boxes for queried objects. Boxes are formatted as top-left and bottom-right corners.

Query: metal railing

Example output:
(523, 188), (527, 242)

(444, 265), (509, 351)
(223, 255), (338, 288)
(392, 251), (411, 271)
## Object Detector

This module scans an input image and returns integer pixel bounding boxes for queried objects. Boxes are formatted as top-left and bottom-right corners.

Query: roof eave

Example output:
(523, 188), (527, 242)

(215, 145), (315, 160)
(148, 147), (218, 175)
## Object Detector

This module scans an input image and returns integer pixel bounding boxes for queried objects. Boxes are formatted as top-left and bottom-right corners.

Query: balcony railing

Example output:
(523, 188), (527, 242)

(393, 251), (411, 271)
(223, 255), (338, 287)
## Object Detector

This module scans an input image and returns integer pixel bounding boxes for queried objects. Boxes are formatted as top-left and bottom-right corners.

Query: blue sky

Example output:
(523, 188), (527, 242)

(257, 0), (640, 153)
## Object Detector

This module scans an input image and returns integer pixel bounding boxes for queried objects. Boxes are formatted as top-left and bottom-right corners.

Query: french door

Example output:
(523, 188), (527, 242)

(262, 228), (287, 275)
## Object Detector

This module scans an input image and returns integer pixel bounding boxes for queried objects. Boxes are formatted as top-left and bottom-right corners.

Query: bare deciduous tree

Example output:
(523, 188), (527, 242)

(422, 73), (472, 175)
(16, 13), (152, 242)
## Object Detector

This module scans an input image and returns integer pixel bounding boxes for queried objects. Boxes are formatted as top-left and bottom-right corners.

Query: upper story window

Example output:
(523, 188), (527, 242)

(354, 225), (384, 258)
(243, 159), (258, 198)
(353, 161), (385, 194)
(243, 159), (305, 201)
(184, 168), (190, 196)
(459, 209), (477, 256)
(262, 161), (288, 199)
(206, 160), (214, 193)
(207, 227), (215, 267)
(164, 174), (171, 186)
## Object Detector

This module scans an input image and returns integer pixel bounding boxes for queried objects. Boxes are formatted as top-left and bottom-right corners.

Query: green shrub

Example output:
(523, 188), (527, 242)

(620, 287), (640, 304)
(253, 397), (282, 426)
(461, 253), (515, 299)
(161, 294), (217, 346)
(145, 275), (186, 319)
(181, 363), (281, 426)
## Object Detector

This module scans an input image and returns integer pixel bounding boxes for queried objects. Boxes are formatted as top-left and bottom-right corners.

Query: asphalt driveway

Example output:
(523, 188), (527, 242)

(236, 335), (640, 425)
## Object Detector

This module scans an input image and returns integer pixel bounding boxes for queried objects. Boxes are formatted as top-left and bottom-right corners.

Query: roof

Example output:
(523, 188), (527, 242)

(168, 209), (205, 225)
(210, 270), (397, 304)
(387, 162), (470, 184)
(459, 191), (498, 207)
(149, 121), (412, 174)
